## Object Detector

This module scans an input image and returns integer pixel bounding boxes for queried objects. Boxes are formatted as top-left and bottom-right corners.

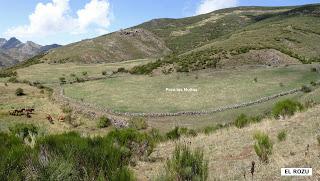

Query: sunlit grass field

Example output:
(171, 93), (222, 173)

(16, 59), (153, 84)
(63, 64), (320, 113)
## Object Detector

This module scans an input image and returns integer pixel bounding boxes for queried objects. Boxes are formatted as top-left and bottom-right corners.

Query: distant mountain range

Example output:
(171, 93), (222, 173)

(0, 37), (60, 68)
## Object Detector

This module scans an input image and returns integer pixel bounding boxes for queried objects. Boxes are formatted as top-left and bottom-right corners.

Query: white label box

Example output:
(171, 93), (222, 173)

(281, 168), (312, 176)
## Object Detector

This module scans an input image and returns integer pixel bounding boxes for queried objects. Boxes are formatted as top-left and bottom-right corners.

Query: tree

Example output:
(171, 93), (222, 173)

(15, 88), (24, 96)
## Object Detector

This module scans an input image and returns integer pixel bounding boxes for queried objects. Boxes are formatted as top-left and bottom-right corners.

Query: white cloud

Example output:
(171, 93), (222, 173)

(5, 0), (112, 40)
(196, 0), (238, 15)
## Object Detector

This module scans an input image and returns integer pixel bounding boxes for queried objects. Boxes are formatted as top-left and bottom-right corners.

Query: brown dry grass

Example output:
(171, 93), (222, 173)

(134, 105), (320, 180)
(0, 82), (111, 136)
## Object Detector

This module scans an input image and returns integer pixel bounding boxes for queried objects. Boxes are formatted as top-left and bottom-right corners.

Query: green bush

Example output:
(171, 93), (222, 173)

(102, 71), (107, 75)
(317, 135), (320, 145)
(166, 127), (181, 140)
(61, 105), (72, 114)
(0, 70), (17, 78)
(235, 114), (249, 128)
(98, 116), (112, 128)
(15, 88), (25, 96)
(301, 85), (312, 93)
(59, 77), (66, 84)
(253, 132), (273, 163)
(159, 145), (208, 181)
(82, 71), (88, 76)
(234, 114), (262, 128)
(277, 130), (287, 142)
(202, 124), (225, 135)
(310, 81), (317, 86)
(117, 67), (127, 73)
(148, 128), (165, 143)
(9, 123), (38, 140)
(272, 99), (304, 119)
(0, 129), (154, 180)
(128, 117), (148, 130)
(8, 76), (18, 83)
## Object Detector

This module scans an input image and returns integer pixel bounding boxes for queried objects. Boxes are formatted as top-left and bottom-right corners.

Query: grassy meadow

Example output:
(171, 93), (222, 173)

(16, 59), (153, 85)
(63, 64), (320, 113)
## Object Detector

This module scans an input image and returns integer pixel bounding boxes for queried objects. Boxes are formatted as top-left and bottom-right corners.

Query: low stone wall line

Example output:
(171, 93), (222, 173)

(56, 87), (302, 118)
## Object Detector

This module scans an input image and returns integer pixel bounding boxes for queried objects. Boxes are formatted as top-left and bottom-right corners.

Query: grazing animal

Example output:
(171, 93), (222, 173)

(46, 114), (54, 124)
(58, 115), (65, 122)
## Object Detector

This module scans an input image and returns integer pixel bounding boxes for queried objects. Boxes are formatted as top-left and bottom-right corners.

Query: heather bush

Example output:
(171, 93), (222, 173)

(0, 128), (156, 180)
(128, 117), (148, 130)
(253, 132), (273, 163)
(98, 116), (111, 128)
(158, 145), (208, 181)
(277, 130), (287, 142)
(272, 99), (303, 119)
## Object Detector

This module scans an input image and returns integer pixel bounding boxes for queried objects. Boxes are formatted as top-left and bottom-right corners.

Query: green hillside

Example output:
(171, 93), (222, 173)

(14, 4), (320, 68)
(131, 4), (320, 74)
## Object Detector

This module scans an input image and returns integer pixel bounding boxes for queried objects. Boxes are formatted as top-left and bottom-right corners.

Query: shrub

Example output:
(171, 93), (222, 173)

(310, 81), (317, 86)
(117, 67), (127, 73)
(311, 67), (317, 72)
(317, 135), (320, 145)
(15, 88), (25, 96)
(159, 145), (208, 181)
(0, 70), (17, 78)
(166, 127), (181, 140)
(279, 82), (284, 87)
(75, 77), (85, 83)
(235, 114), (249, 128)
(187, 129), (198, 137)
(98, 116), (111, 128)
(277, 130), (287, 142)
(234, 114), (262, 128)
(203, 124), (224, 135)
(254, 77), (258, 83)
(253, 132), (273, 163)
(128, 117), (148, 130)
(148, 128), (165, 143)
(82, 71), (88, 76)
(301, 85), (312, 93)
(272, 99), (304, 119)
(59, 77), (66, 84)
(102, 71), (107, 75)
(9, 123), (38, 140)
(8, 76), (18, 83)
(61, 105), (72, 114)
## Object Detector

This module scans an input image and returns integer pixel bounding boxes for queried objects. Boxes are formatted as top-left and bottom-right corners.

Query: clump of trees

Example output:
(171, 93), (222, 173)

(272, 99), (304, 119)
(253, 132), (273, 163)
(158, 145), (208, 181)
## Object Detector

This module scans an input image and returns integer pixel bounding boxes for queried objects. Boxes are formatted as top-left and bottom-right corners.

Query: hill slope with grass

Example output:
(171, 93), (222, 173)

(135, 105), (320, 180)
(131, 4), (320, 73)
(40, 29), (171, 64)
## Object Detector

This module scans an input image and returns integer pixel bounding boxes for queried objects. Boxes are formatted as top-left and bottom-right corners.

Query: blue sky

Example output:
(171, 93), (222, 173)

(0, 0), (319, 45)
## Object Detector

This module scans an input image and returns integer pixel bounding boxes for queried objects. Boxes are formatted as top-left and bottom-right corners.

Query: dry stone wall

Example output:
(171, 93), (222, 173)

(55, 86), (302, 118)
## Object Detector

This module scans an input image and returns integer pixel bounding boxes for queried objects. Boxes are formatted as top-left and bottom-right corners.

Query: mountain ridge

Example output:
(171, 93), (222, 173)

(0, 37), (61, 68)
